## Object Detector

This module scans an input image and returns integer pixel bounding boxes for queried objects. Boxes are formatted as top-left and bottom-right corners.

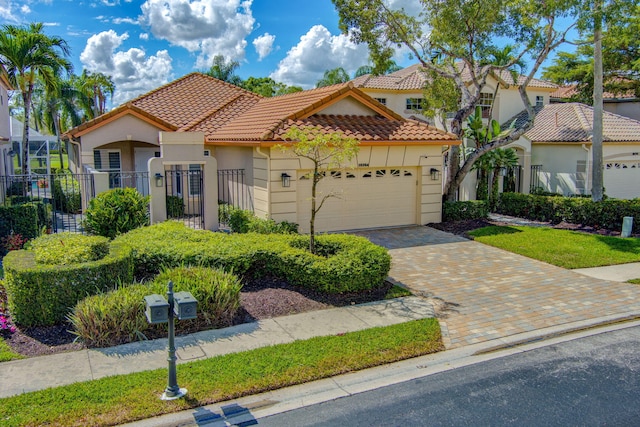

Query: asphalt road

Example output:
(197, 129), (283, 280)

(255, 325), (640, 426)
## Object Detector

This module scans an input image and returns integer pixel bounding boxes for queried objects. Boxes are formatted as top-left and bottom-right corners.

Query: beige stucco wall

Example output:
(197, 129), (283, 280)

(320, 97), (378, 115)
(357, 88), (425, 120)
(531, 143), (591, 195)
(264, 144), (445, 231)
(78, 114), (161, 168)
(0, 84), (9, 142)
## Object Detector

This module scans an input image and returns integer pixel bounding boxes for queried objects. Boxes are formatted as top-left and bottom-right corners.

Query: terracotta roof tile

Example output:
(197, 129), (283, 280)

(273, 115), (459, 142)
(506, 103), (640, 143)
(353, 63), (557, 90)
(550, 84), (637, 100)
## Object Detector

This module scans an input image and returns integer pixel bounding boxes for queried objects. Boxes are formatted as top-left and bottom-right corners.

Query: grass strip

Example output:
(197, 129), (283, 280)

(0, 318), (442, 427)
(469, 226), (640, 269)
(628, 278), (640, 285)
(0, 337), (23, 362)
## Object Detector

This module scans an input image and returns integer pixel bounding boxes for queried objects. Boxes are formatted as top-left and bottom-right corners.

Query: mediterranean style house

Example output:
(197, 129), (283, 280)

(65, 73), (460, 232)
(0, 66), (13, 178)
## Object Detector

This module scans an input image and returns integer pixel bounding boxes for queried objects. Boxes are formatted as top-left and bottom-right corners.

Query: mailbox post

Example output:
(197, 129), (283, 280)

(144, 281), (197, 400)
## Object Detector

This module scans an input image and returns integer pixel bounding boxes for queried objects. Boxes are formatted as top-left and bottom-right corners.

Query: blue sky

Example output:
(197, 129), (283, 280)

(1, 0), (575, 107)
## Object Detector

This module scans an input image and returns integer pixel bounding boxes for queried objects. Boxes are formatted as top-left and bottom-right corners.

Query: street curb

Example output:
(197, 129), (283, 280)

(122, 312), (640, 427)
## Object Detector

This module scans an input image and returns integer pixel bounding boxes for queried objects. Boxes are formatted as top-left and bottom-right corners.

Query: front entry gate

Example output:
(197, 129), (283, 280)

(164, 168), (205, 230)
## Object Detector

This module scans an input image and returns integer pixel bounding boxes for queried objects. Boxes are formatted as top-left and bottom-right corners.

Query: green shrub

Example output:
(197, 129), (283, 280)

(3, 241), (134, 326)
(69, 267), (242, 348)
(498, 192), (640, 233)
(443, 200), (489, 221)
(52, 173), (81, 213)
(226, 207), (298, 234)
(0, 203), (42, 240)
(166, 195), (184, 218)
(114, 222), (390, 294)
(30, 233), (109, 265)
(84, 188), (150, 239)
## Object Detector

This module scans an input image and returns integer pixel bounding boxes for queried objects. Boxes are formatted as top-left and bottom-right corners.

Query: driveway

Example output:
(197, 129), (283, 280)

(353, 226), (640, 349)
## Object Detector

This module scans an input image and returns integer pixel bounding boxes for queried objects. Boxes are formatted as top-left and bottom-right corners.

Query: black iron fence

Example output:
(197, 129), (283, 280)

(530, 165), (543, 193)
(165, 168), (205, 230)
(217, 169), (253, 226)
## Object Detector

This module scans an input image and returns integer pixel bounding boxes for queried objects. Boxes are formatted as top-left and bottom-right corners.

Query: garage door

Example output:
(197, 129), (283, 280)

(604, 161), (640, 199)
(297, 167), (418, 232)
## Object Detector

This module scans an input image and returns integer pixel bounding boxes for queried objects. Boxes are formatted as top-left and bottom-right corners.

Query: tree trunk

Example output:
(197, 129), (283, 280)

(21, 90), (32, 177)
(592, 0), (604, 201)
(310, 171), (318, 254)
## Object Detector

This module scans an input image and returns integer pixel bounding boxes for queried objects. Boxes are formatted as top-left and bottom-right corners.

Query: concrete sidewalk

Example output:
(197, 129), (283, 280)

(573, 262), (640, 282)
(0, 296), (435, 399)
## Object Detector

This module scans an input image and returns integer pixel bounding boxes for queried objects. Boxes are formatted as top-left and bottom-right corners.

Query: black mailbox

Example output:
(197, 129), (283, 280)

(144, 294), (169, 324)
(173, 291), (197, 320)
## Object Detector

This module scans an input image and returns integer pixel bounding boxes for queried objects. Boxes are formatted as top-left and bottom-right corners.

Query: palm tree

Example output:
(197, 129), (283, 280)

(204, 55), (242, 86)
(483, 45), (526, 121)
(75, 70), (114, 119)
(315, 67), (350, 88)
(488, 148), (519, 210)
(0, 23), (72, 175)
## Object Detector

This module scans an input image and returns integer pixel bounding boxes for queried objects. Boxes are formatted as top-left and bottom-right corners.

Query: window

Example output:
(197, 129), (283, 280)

(374, 98), (387, 105)
(330, 171), (342, 179)
(536, 96), (544, 107)
(188, 164), (202, 196)
(479, 93), (494, 118)
(93, 149), (121, 188)
(376, 169), (386, 177)
(406, 98), (423, 111)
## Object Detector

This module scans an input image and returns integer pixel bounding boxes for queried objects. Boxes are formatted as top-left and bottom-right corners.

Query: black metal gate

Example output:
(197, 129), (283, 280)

(165, 167), (205, 230)
(217, 169), (253, 226)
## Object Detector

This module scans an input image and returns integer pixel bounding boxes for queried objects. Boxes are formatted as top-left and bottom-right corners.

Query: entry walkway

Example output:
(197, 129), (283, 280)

(353, 226), (640, 348)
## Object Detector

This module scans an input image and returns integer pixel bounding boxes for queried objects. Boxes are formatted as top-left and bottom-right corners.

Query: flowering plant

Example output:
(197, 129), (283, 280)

(0, 314), (16, 335)
(1, 233), (28, 252)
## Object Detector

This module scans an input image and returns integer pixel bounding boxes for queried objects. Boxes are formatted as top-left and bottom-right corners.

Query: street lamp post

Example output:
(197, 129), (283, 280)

(144, 281), (198, 401)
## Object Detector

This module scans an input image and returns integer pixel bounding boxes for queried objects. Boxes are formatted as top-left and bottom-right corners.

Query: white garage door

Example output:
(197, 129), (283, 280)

(604, 161), (640, 199)
(297, 167), (418, 232)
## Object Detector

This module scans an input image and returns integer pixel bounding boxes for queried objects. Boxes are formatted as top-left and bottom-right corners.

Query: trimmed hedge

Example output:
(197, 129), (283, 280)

(443, 200), (489, 221)
(30, 233), (109, 265)
(227, 207), (299, 234)
(69, 267), (242, 347)
(52, 173), (81, 214)
(84, 188), (150, 238)
(3, 240), (134, 326)
(114, 221), (390, 293)
(498, 192), (640, 233)
(0, 203), (43, 240)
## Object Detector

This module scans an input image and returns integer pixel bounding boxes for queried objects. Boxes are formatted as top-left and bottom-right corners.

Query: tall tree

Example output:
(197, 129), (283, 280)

(76, 70), (115, 119)
(279, 126), (359, 254)
(241, 76), (302, 97)
(333, 0), (576, 200)
(354, 60), (402, 77)
(316, 67), (350, 88)
(0, 23), (72, 174)
(204, 55), (242, 86)
(592, 0), (604, 201)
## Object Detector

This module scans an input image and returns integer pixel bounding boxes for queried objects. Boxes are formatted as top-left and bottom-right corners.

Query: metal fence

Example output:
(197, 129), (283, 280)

(217, 169), (253, 226)
(530, 165), (543, 193)
(165, 168), (205, 230)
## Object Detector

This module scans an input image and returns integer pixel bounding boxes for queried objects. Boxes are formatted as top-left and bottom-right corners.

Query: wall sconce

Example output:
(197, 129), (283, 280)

(430, 168), (440, 181)
(155, 172), (164, 187)
(498, 167), (508, 177)
(281, 172), (291, 187)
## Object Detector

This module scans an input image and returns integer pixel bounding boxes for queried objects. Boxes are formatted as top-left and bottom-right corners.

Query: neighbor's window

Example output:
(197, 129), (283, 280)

(406, 98), (423, 111)
(536, 95), (544, 107)
(93, 149), (122, 188)
(374, 97), (387, 105)
(479, 93), (494, 118)
(188, 164), (202, 196)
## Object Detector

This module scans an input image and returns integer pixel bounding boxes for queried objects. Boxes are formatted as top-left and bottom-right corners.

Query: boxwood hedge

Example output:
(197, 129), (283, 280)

(114, 221), (391, 293)
(3, 239), (134, 326)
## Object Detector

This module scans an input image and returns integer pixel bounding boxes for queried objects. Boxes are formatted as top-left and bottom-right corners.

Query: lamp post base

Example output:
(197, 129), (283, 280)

(161, 388), (187, 401)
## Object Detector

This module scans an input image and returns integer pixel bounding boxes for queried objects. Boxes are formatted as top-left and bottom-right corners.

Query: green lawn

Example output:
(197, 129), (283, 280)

(0, 318), (442, 427)
(628, 278), (640, 285)
(0, 337), (23, 362)
(468, 226), (640, 269)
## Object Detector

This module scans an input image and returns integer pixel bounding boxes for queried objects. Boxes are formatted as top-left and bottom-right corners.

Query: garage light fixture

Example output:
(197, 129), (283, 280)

(154, 173), (164, 187)
(281, 172), (291, 187)
(430, 168), (440, 181)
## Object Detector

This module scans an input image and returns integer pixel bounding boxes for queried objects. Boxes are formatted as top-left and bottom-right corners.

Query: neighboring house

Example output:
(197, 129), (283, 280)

(505, 102), (640, 199)
(66, 73), (460, 232)
(551, 85), (640, 122)
(352, 64), (558, 199)
(10, 117), (58, 174)
(0, 66), (13, 176)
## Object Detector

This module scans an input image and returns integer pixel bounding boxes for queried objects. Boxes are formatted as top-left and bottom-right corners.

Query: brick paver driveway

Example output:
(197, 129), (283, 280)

(353, 226), (640, 349)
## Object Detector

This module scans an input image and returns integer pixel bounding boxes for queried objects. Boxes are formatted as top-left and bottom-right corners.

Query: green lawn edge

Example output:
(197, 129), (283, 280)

(468, 226), (640, 269)
(0, 337), (23, 362)
(0, 318), (442, 427)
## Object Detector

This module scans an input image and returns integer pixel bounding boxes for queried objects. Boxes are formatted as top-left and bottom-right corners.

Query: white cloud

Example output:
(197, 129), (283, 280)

(139, 33), (149, 40)
(113, 17), (139, 25)
(252, 32), (274, 61)
(270, 25), (369, 89)
(20, 4), (30, 14)
(80, 30), (173, 105)
(140, 0), (255, 68)
(0, 0), (22, 22)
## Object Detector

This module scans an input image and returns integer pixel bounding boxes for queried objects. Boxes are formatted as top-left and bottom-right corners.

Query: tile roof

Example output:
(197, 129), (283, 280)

(550, 84), (638, 100)
(67, 73), (260, 137)
(68, 73), (460, 146)
(506, 102), (640, 143)
(274, 115), (459, 142)
(353, 63), (557, 91)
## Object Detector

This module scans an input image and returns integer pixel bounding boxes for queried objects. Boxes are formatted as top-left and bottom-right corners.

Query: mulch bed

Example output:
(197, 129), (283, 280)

(0, 275), (395, 358)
